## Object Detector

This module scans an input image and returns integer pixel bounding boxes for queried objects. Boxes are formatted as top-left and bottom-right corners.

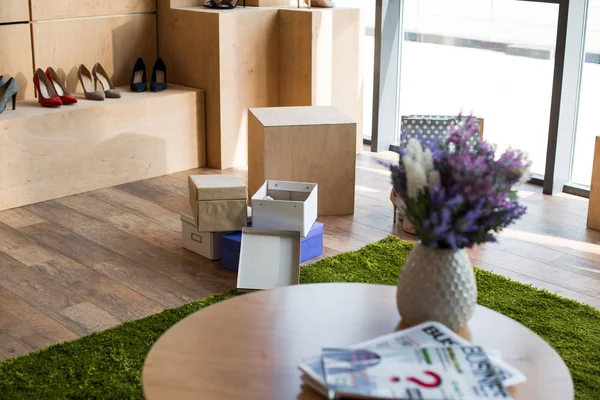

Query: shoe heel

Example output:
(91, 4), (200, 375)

(11, 94), (16, 110)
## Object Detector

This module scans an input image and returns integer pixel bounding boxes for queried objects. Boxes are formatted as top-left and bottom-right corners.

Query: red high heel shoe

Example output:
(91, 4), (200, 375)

(45, 67), (77, 105)
(33, 69), (62, 107)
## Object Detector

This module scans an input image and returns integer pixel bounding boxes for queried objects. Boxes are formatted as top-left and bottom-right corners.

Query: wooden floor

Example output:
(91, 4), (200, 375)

(0, 151), (599, 361)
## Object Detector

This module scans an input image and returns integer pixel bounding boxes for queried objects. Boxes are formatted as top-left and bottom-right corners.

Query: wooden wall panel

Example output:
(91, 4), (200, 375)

(158, 6), (222, 167)
(158, 5), (278, 169)
(169, 0), (204, 7)
(31, 0), (156, 21)
(32, 14), (157, 94)
(278, 8), (363, 154)
(218, 9), (279, 169)
(0, 0), (29, 23)
(331, 8), (363, 154)
(0, 24), (35, 100)
(588, 137), (600, 231)
(0, 86), (205, 211)
(278, 10), (313, 106)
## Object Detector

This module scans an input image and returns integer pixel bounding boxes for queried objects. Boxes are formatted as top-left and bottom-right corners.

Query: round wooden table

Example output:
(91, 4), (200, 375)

(142, 283), (574, 400)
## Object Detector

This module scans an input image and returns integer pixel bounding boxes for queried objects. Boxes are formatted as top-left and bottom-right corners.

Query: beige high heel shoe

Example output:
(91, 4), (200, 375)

(77, 65), (105, 101)
(93, 63), (121, 99)
(390, 188), (417, 235)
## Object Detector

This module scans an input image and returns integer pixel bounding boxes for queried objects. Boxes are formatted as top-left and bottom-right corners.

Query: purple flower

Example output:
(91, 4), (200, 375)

(389, 113), (530, 250)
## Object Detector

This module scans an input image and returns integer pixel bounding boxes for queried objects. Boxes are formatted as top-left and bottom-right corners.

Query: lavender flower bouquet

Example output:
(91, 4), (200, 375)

(390, 115), (531, 250)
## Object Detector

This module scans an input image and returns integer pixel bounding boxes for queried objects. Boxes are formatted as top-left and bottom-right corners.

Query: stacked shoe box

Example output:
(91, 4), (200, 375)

(222, 180), (324, 291)
(181, 174), (248, 260)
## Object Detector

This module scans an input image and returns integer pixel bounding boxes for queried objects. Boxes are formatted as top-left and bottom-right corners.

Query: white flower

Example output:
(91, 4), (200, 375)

(405, 138), (424, 165)
(404, 160), (428, 199)
(428, 170), (441, 187)
(423, 148), (434, 172)
(403, 138), (440, 199)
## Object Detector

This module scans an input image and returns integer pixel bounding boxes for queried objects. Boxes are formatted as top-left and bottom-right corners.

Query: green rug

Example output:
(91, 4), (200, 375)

(0, 237), (599, 399)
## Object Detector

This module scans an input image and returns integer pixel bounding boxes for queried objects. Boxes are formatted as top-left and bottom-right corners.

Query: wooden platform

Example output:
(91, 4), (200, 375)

(0, 149), (598, 361)
(279, 7), (363, 153)
(158, 3), (279, 169)
(0, 85), (205, 211)
(157, 2), (363, 168)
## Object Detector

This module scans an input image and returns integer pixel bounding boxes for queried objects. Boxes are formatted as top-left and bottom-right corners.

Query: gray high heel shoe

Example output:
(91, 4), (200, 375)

(77, 64), (105, 101)
(93, 63), (121, 99)
(0, 77), (19, 114)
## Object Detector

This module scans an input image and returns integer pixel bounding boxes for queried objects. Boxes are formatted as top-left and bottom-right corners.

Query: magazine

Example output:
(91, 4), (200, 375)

(321, 346), (512, 399)
(298, 321), (526, 395)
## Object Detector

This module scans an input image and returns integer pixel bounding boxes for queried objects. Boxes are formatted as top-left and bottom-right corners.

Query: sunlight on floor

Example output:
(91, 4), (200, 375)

(504, 228), (600, 255)
(356, 165), (390, 177)
(355, 185), (381, 194)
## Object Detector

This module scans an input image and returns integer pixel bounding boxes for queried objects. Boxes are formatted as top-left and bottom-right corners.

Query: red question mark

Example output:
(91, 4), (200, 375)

(407, 371), (442, 388)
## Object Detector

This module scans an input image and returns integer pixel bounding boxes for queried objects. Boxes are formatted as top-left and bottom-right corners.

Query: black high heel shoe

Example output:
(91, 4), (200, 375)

(150, 57), (167, 92)
(130, 57), (147, 92)
(0, 77), (19, 114)
(218, 0), (245, 8)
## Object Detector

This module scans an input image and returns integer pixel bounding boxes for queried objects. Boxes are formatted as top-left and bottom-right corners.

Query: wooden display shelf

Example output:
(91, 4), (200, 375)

(158, 2), (279, 170)
(30, 0), (156, 21)
(0, 85), (206, 211)
(278, 7), (363, 154)
(248, 106), (356, 215)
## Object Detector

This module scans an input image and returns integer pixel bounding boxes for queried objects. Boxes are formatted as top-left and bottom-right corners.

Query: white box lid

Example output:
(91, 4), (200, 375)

(188, 174), (247, 201)
(237, 228), (301, 291)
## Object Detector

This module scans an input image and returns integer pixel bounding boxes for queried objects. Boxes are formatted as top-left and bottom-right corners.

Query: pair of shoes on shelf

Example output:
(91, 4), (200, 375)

(203, 0), (245, 9)
(297, 0), (335, 7)
(78, 63), (121, 101)
(0, 75), (19, 114)
(33, 68), (78, 108)
(130, 57), (167, 93)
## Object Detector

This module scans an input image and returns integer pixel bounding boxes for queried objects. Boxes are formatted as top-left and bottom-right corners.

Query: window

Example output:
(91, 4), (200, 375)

(572, 0), (600, 187)
(397, 0), (560, 176)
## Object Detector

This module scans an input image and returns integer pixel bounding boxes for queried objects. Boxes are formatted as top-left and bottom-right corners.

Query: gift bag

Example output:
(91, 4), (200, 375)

(399, 115), (483, 149)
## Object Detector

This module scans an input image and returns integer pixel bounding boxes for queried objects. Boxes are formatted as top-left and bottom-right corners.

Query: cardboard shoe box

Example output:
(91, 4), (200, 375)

(251, 180), (318, 237)
(181, 214), (229, 260)
(188, 174), (248, 232)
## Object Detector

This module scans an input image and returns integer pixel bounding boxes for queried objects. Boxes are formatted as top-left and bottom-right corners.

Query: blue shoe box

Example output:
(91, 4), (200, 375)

(221, 222), (324, 272)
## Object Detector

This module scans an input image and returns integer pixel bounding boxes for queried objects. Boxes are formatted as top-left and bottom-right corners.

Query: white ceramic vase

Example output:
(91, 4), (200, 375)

(396, 243), (477, 332)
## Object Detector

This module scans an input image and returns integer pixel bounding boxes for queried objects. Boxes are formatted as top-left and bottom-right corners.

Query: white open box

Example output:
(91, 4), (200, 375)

(251, 180), (318, 237)
(181, 214), (228, 260)
(237, 228), (301, 291)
